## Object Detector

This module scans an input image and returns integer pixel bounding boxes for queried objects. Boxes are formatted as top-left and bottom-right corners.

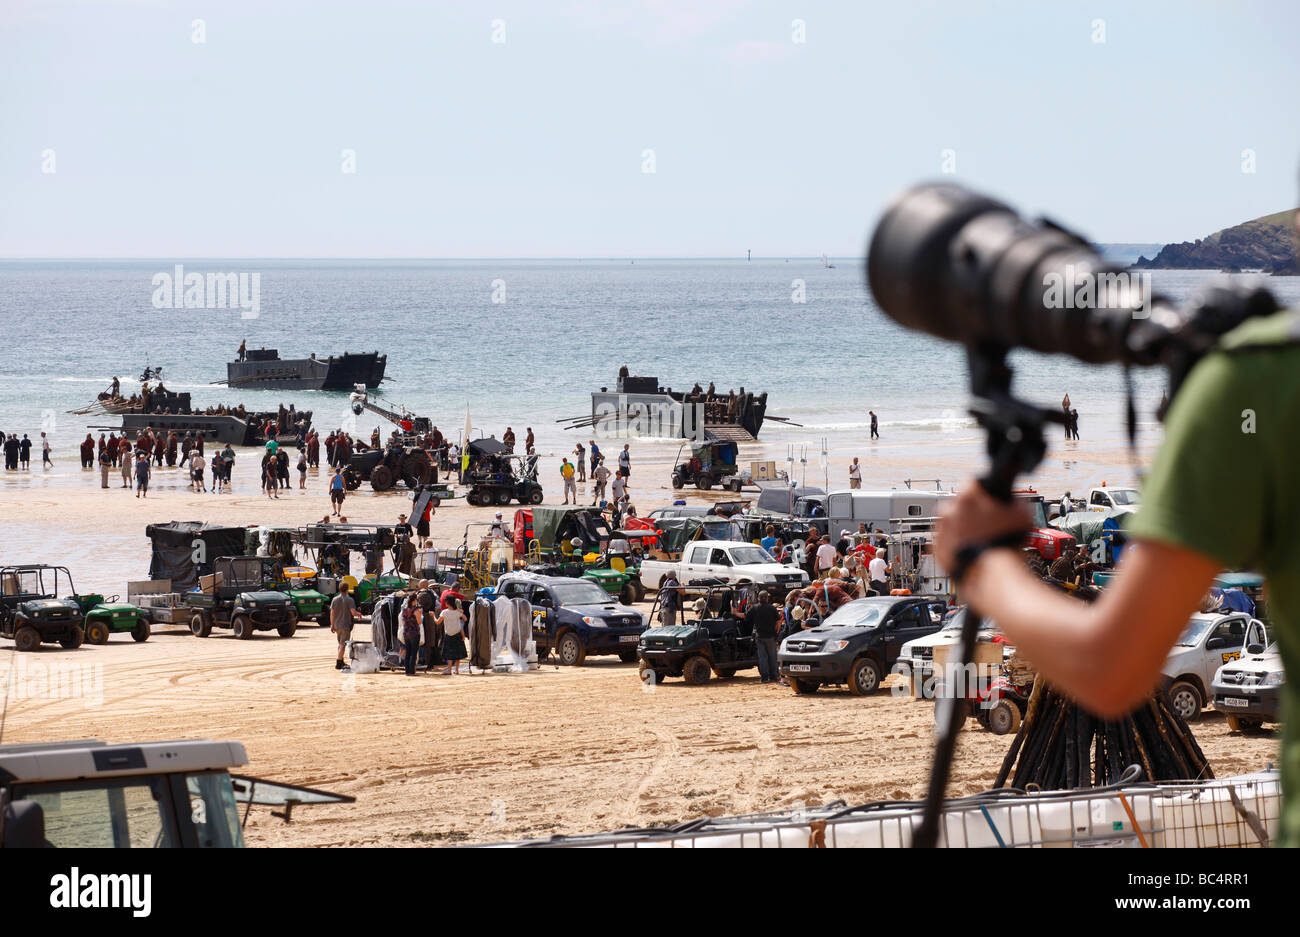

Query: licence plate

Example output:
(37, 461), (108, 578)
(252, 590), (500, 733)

(788, 664), (811, 673)
(619, 635), (638, 643)
(1222, 697), (1249, 708)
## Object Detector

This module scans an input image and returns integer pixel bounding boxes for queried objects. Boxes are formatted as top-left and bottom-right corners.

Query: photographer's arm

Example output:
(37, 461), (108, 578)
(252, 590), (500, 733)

(937, 489), (1220, 719)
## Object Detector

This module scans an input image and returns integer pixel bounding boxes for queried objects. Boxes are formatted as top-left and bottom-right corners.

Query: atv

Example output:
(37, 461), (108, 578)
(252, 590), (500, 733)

(0, 566), (85, 651)
(72, 593), (151, 644)
(183, 557), (299, 639)
(636, 583), (758, 684)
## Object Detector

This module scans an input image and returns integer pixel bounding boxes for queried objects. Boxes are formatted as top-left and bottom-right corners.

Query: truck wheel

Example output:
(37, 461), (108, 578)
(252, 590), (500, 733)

(682, 655), (712, 685)
(716, 668), (737, 680)
(694, 474), (713, 491)
(1024, 551), (1049, 578)
(277, 619), (297, 638)
(342, 468), (362, 491)
(232, 614), (256, 640)
(370, 465), (394, 492)
(527, 486), (544, 505)
(618, 648), (638, 663)
(556, 631), (586, 666)
(13, 626), (41, 652)
(631, 580), (645, 603)
(986, 698), (1021, 735)
(59, 627), (85, 650)
(85, 620), (111, 645)
(317, 612), (331, 627)
(618, 583), (637, 606)
(671, 474), (684, 489)
(847, 657), (882, 696)
(638, 661), (666, 684)
(1238, 718), (1264, 733)
(131, 620), (150, 642)
(1167, 681), (1203, 722)
(790, 677), (819, 695)
(190, 612), (212, 638)
(495, 488), (513, 506)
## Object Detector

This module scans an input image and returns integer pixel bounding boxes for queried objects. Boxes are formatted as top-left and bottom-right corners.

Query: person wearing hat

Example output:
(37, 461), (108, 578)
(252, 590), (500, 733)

(395, 513), (413, 539)
(489, 512), (509, 540)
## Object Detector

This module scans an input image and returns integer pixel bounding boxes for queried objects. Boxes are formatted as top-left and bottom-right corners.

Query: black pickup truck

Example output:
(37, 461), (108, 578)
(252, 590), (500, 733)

(777, 596), (947, 695)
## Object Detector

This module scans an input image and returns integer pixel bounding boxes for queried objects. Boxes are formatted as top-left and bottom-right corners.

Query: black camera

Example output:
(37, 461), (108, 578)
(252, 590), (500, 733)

(866, 183), (1278, 388)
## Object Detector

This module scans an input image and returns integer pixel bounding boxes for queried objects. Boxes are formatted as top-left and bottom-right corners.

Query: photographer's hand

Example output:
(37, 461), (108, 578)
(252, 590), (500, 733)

(934, 485), (1031, 573)
(938, 487), (1220, 718)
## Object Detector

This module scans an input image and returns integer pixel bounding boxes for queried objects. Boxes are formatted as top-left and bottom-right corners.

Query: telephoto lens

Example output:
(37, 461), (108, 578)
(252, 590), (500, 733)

(867, 183), (1163, 365)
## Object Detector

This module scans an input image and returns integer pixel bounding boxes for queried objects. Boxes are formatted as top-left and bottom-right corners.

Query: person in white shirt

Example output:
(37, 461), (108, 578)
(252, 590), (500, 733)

(1060, 491), (1075, 515)
(611, 473), (627, 504)
(191, 453), (207, 492)
(416, 540), (437, 576)
(868, 552), (890, 595)
(437, 601), (468, 674)
(815, 540), (839, 577)
(488, 512), (509, 539)
(848, 457), (862, 489)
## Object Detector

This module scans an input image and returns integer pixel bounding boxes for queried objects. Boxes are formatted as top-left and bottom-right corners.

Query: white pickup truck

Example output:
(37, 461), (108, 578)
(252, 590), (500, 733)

(1084, 486), (1140, 511)
(638, 540), (810, 593)
(1163, 612), (1268, 721)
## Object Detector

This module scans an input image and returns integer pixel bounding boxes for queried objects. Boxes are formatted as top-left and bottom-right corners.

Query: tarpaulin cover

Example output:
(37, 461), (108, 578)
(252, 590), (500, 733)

(145, 521), (248, 590)
(530, 506), (612, 550)
(467, 437), (511, 457)
(1050, 508), (1133, 546)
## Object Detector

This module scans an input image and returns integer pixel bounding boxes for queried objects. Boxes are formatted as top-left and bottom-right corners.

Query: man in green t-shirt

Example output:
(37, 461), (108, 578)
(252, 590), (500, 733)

(934, 212), (1300, 845)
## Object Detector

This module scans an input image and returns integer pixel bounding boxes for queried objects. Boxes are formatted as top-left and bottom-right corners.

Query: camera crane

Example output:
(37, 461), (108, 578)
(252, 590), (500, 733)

(348, 384), (429, 436)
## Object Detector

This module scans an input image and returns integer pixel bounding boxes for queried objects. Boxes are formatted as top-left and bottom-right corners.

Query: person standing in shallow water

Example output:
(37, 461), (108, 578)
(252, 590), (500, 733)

(869, 411), (879, 440)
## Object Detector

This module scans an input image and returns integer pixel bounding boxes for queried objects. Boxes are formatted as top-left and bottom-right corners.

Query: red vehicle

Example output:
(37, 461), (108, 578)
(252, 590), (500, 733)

(1014, 487), (1075, 576)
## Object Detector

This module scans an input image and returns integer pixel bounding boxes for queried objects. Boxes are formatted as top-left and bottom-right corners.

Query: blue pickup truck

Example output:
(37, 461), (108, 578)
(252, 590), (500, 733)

(496, 573), (645, 666)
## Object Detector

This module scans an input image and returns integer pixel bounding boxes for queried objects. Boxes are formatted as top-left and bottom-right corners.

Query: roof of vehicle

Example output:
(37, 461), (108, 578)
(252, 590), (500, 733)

(467, 437), (512, 456)
(1215, 572), (1265, 588)
(0, 564), (71, 572)
(682, 540), (775, 552)
(0, 738), (248, 784)
(498, 572), (579, 587)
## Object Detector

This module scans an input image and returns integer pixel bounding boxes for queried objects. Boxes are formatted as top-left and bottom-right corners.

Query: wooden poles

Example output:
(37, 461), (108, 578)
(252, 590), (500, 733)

(994, 677), (1213, 790)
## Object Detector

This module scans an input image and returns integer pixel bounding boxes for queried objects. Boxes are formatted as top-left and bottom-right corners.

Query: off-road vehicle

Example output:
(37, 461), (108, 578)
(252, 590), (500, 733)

(0, 565), (85, 651)
(183, 557), (298, 639)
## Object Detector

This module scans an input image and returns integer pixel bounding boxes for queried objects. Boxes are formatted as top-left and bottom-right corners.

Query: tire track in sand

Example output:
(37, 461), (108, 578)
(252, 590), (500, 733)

(622, 724), (680, 825)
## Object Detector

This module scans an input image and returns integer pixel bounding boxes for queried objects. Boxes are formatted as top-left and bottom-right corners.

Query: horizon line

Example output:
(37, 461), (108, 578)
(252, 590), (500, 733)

(0, 246), (1155, 263)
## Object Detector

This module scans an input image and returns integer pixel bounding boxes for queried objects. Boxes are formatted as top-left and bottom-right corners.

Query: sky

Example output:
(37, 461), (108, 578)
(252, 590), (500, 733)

(1, 0), (1297, 258)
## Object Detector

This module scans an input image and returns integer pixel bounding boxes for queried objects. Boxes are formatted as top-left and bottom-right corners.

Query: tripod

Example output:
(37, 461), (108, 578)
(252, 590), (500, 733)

(911, 346), (1067, 848)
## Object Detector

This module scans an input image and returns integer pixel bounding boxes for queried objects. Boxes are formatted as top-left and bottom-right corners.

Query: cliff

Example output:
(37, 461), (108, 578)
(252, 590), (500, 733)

(1134, 209), (1299, 275)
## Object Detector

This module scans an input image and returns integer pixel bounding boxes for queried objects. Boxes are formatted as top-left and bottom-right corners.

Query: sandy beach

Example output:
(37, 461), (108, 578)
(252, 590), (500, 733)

(0, 430), (1279, 846)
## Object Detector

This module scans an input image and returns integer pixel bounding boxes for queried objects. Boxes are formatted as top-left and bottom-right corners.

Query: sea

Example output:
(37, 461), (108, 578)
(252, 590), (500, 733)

(1, 260), (1297, 474)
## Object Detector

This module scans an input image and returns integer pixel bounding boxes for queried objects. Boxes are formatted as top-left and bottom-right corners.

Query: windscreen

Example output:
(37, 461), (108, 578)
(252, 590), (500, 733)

(730, 546), (775, 565)
(551, 581), (613, 606)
